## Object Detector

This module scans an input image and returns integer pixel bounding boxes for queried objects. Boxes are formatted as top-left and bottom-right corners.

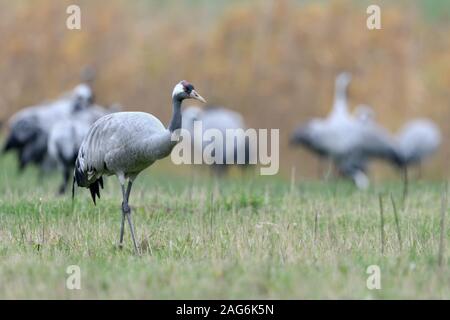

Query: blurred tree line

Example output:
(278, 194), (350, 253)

(0, 0), (449, 179)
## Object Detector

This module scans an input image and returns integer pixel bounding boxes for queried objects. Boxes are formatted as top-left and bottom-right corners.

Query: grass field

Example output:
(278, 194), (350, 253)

(0, 152), (449, 299)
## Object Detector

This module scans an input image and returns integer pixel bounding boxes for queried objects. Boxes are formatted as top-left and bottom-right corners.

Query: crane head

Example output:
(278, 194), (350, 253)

(335, 72), (352, 92)
(172, 80), (206, 103)
(72, 84), (94, 111)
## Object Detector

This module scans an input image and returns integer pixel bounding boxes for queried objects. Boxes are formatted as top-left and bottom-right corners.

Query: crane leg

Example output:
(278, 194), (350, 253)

(119, 211), (125, 249)
(58, 166), (71, 195)
(402, 167), (409, 204)
(119, 184), (127, 248)
(120, 181), (139, 255)
(126, 208), (139, 255)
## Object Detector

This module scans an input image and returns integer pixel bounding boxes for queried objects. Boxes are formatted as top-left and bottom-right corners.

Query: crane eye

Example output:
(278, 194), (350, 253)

(183, 83), (194, 94)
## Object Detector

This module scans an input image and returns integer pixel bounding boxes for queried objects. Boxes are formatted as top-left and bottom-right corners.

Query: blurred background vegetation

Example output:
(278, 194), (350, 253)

(0, 0), (449, 180)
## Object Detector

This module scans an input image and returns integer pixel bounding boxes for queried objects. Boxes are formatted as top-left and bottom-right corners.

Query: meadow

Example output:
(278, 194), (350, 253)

(0, 152), (448, 299)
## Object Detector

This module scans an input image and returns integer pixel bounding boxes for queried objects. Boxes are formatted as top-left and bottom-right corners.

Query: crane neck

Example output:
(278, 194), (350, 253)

(332, 82), (349, 115)
(168, 97), (183, 133)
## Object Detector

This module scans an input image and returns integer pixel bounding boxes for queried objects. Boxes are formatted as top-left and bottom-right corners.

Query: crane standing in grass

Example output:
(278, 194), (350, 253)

(182, 106), (254, 175)
(73, 80), (206, 254)
(395, 118), (441, 199)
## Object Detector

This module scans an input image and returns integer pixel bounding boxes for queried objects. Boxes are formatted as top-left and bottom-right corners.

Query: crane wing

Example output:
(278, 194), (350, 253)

(357, 123), (401, 164)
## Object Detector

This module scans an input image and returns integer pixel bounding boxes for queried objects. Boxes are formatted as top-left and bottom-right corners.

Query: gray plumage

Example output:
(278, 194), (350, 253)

(293, 112), (400, 187)
(396, 119), (441, 166)
(290, 72), (353, 157)
(395, 118), (441, 200)
(291, 73), (401, 189)
(48, 105), (116, 194)
(336, 104), (381, 188)
(73, 81), (206, 254)
(76, 112), (176, 186)
(182, 106), (254, 174)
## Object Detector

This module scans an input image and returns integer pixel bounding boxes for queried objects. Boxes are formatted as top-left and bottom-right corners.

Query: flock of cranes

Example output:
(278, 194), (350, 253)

(290, 72), (441, 190)
(3, 84), (117, 194)
(0, 73), (441, 253)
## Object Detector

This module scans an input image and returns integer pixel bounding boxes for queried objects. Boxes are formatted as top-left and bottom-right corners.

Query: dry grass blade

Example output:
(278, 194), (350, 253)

(438, 182), (448, 267)
(327, 207), (337, 245)
(390, 193), (402, 251)
(402, 168), (409, 206)
(379, 194), (385, 255)
(314, 209), (319, 244)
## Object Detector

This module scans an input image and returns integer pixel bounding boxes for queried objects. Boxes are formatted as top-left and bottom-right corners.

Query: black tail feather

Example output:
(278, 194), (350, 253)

(71, 172), (76, 200)
(73, 159), (104, 205)
(89, 184), (97, 205)
(88, 177), (104, 205)
(73, 160), (83, 201)
(74, 165), (84, 187)
(3, 133), (19, 153)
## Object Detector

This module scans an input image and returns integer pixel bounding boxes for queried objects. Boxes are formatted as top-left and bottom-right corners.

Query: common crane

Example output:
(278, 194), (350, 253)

(73, 80), (206, 254)
(395, 118), (441, 199)
(290, 73), (401, 188)
(182, 106), (253, 175)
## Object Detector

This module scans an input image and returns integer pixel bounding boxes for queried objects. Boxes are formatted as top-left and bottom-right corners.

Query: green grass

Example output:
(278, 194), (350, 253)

(0, 152), (449, 299)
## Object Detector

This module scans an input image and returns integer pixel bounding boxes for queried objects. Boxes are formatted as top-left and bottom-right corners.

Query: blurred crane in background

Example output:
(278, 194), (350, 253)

(396, 119), (441, 167)
(2, 84), (94, 172)
(291, 73), (402, 189)
(182, 106), (255, 175)
(395, 118), (441, 198)
(48, 104), (120, 194)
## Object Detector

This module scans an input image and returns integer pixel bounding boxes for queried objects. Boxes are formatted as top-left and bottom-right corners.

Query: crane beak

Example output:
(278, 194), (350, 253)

(190, 90), (206, 103)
